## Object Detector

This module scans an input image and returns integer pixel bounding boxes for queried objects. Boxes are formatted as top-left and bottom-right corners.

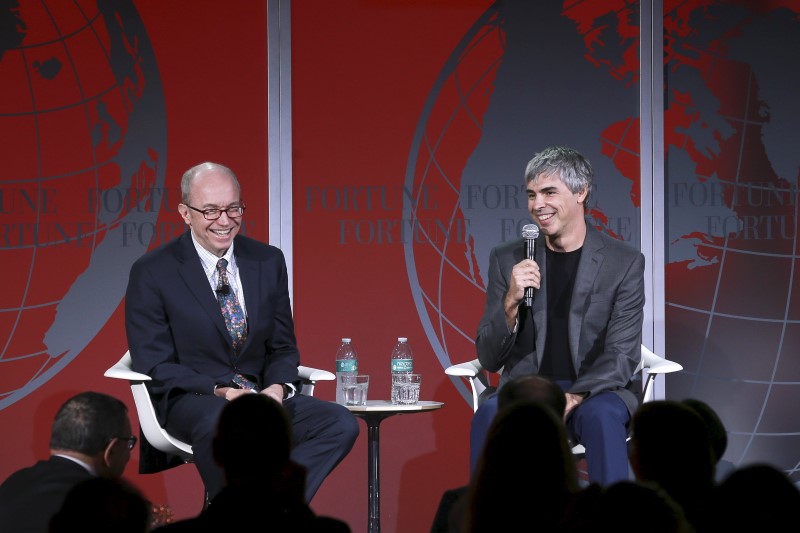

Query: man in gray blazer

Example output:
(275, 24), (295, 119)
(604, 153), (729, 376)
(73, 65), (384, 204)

(470, 146), (644, 486)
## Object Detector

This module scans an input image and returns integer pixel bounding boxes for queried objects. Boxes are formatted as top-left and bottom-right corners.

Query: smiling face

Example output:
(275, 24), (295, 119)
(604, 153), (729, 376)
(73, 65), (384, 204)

(178, 168), (242, 257)
(527, 171), (588, 251)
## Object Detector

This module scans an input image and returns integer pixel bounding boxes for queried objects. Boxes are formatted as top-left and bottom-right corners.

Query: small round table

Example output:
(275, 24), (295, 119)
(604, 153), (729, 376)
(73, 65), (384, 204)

(346, 400), (444, 533)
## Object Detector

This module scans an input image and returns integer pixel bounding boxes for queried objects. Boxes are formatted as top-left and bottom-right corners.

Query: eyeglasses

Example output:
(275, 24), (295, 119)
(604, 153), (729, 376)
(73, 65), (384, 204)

(183, 203), (246, 220)
(114, 436), (138, 450)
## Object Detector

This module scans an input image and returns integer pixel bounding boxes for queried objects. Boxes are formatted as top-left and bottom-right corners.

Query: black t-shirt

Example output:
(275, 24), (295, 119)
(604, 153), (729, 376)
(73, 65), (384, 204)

(539, 246), (582, 381)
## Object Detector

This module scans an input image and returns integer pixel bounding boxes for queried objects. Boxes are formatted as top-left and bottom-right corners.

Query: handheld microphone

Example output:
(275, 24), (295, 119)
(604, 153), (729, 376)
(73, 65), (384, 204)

(521, 224), (540, 308)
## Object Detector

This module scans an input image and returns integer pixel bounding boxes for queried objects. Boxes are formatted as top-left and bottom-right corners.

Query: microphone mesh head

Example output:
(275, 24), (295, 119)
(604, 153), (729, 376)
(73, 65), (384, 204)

(522, 224), (540, 239)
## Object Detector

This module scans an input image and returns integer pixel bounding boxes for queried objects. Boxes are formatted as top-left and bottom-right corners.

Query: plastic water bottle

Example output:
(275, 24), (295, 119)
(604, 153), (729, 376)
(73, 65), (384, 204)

(335, 338), (358, 405)
(390, 337), (413, 404)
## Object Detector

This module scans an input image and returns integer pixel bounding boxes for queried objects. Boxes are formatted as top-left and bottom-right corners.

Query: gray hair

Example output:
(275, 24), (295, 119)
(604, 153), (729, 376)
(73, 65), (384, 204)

(180, 162), (241, 204)
(524, 146), (593, 208)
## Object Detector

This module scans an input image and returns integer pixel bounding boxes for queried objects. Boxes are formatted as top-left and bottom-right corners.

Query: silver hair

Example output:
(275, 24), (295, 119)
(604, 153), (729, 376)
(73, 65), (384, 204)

(180, 162), (241, 204)
(524, 146), (593, 208)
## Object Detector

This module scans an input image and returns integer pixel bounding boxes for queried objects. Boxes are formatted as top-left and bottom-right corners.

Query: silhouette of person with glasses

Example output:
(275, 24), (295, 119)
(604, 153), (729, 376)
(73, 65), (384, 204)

(0, 391), (135, 532)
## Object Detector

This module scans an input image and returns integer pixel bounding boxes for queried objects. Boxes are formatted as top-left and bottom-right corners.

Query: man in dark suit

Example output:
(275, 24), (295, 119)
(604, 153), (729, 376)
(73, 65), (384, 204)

(0, 391), (135, 532)
(470, 146), (645, 485)
(125, 162), (358, 502)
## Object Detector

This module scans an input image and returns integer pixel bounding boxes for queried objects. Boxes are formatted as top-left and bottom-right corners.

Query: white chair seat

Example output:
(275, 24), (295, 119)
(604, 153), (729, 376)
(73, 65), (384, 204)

(445, 344), (683, 456)
(104, 351), (335, 462)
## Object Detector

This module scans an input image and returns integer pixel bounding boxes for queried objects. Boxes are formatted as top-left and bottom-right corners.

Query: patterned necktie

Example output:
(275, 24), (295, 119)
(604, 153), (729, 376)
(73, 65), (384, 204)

(216, 258), (248, 355)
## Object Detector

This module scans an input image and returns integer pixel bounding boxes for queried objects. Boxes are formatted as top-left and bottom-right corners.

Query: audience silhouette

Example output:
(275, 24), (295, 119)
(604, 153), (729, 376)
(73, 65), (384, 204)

(12, 388), (794, 532)
(497, 374), (567, 416)
(50, 477), (150, 533)
(681, 398), (735, 481)
(465, 400), (578, 532)
(0, 391), (135, 533)
(629, 400), (716, 531)
(560, 480), (691, 532)
(155, 393), (348, 532)
(711, 463), (800, 530)
(2, 385), (794, 533)
(431, 375), (567, 532)
(432, 391), (800, 532)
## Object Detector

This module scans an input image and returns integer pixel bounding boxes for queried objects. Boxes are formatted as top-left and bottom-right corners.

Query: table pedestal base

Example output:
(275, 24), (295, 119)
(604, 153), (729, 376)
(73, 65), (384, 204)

(358, 411), (397, 533)
(347, 400), (445, 533)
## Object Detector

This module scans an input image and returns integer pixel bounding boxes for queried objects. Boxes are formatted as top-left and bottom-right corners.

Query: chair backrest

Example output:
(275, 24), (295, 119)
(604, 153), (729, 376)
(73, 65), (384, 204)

(104, 351), (193, 461)
(444, 360), (490, 412)
(639, 344), (683, 403)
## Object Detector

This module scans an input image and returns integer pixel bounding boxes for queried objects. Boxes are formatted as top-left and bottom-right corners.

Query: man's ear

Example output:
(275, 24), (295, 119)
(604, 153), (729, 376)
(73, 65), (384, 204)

(577, 187), (588, 205)
(100, 438), (118, 471)
(178, 204), (192, 225)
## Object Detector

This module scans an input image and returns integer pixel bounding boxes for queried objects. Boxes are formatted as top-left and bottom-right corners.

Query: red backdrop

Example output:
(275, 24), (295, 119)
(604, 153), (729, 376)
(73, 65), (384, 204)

(291, 3), (495, 530)
(0, 0), (269, 523)
(0, 1), (486, 531)
(4, 2), (797, 533)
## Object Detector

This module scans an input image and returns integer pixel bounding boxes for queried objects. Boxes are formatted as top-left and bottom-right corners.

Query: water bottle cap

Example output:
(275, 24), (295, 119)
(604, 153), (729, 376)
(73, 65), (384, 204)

(342, 338), (351, 343)
(398, 337), (407, 342)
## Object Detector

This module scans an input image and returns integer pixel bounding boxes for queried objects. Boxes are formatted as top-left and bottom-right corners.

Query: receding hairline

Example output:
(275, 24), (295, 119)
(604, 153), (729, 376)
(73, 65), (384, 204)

(181, 162), (241, 204)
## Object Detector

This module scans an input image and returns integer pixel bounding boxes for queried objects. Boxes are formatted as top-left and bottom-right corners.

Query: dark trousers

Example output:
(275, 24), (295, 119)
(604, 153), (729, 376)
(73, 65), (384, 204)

(166, 393), (359, 501)
(469, 389), (631, 486)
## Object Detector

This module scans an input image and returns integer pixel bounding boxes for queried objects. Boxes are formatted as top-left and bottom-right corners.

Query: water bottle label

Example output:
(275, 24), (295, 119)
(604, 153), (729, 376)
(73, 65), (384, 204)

(336, 360), (358, 372)
(391, 359), (413, 372)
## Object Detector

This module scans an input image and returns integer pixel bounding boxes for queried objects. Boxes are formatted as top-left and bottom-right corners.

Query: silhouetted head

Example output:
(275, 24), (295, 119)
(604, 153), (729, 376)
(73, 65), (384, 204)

(630, 400), (715, 515)
(498, 374), (566, 417)
(468, 401), (578, 531)
(681, 398), (727, 463)
(50, 477), (150, 533)
(212, 394), (292, 483)
(713, 463), (800, 530)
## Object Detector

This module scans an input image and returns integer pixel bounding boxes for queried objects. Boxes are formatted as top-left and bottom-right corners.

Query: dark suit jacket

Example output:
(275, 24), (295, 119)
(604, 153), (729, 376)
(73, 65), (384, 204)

(125, 232), (300, 427)
(476, 222), (645, 416)
(0, 456), (93, 533)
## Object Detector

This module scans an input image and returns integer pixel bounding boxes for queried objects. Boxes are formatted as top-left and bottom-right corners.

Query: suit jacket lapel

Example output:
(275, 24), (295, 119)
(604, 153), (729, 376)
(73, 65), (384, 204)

(569, 224), (604, 366)
(235, 242), (260, 354)
(532, 234), (547, 368)
(176, 233), (230, 345)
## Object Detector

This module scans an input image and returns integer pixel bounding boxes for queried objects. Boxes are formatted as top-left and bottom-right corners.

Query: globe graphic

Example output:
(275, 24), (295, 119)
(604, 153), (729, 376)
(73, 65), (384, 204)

(404, 0), (800, 484)
(0, 0), (167, 410)
(403, 0), (642, 405)
(660, 4), (800, 485)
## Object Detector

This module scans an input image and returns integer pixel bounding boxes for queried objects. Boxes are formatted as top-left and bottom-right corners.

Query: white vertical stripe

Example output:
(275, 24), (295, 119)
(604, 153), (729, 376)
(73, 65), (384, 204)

(640, 0), (667, 397)
(268, 0), (294, 302)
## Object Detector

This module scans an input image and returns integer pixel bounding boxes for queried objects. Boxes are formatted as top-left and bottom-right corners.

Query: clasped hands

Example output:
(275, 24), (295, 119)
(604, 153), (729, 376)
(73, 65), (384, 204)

(214, 383), (284, 405)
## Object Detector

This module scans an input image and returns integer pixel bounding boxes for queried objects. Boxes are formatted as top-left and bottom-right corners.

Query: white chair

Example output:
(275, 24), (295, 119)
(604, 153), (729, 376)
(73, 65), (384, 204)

(445, 344), (683, 454)
(104, 351), (335, 462)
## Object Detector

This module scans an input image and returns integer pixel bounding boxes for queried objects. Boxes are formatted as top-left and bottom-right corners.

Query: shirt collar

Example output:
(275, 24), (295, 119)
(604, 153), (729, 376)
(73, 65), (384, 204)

(190, 232), (236, 277)
(53, 454), (96, 476)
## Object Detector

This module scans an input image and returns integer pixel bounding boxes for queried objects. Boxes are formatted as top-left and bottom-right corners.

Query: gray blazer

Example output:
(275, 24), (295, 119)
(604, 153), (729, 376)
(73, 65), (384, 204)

(476, 222), (645, 416)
